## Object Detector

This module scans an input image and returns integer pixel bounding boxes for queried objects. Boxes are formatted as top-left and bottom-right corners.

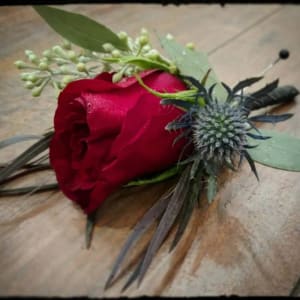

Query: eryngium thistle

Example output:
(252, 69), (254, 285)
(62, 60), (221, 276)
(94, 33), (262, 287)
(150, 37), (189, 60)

(193, 101), (249, 164)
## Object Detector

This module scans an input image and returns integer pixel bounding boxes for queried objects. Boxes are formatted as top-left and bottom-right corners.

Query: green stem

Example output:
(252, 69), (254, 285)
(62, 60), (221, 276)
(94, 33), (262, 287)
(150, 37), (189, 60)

(135, 73), (198, 101)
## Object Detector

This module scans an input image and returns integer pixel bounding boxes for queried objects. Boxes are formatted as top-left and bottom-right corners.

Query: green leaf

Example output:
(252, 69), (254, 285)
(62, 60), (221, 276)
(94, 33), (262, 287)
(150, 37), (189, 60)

(247, 129), (300, 172)
(34, 6), (128, 52)
(159, 36), (227, 101)
(124, 165), (181, 187)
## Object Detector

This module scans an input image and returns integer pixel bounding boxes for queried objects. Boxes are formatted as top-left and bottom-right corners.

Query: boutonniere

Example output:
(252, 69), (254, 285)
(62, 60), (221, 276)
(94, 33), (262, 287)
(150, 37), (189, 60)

(1, 5), (299, 291)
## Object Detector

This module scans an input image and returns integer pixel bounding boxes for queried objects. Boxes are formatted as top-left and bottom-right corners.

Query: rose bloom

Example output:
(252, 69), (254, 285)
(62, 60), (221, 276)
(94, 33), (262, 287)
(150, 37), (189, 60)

(49, 69), (187, 214)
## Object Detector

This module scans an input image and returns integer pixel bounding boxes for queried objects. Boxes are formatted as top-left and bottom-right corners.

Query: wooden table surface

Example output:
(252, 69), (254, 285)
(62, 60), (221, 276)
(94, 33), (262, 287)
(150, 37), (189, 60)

(0, 4), (299, 297)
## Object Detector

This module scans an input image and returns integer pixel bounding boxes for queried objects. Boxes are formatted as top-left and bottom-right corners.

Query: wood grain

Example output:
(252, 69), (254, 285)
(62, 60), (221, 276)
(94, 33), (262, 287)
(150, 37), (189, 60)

(0, 4), (299, 297)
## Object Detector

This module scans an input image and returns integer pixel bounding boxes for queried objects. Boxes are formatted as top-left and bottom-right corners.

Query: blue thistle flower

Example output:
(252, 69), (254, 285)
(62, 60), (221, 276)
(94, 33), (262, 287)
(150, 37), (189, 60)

(165, 75), (293, 181)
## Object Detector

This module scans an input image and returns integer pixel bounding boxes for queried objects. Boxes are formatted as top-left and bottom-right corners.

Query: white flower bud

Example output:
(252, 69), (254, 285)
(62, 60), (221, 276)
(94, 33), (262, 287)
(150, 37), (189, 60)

(76, 62), (86, 72)
(43, 49), (52, 58)
(14, 60), (27, 69)
(32, 86), (43, 97)
(62, 75), (75, 84)
(27, 74), (38, 83)
(24, 81), (34, 89)
(25, 49), (33, 57)
(103, 43), (114, 52)
(169, 64), (177, 74)
(67, 50), (77, 62)
(62, 39), (72, 50)
(118, 31), (128, 40)
(20, 73), (30, 81)
(78, 56), (89, 63)
(138, 35), (149, 46)
(38, 62), (49, 71)
(59, 81), (67, 89)
(125, 67), (134, 77)
(146, 49), (159, 60)
(28, 54), (38, 64)
(142, 45), (151, 53)
(112, 72), (123, 83)
(52, 46), (67, 58)
(59, 65), (69, 73)
(40, 57), (49, 64)
(140, 28), (148, 36)
(111, 49), (121, 58)
(166, 33), (174, 40)
(186, 42), (195, 50)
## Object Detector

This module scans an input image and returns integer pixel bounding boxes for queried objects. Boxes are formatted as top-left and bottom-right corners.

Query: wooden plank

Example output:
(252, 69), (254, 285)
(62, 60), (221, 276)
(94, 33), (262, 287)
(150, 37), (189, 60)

(0, 4), (299, 297)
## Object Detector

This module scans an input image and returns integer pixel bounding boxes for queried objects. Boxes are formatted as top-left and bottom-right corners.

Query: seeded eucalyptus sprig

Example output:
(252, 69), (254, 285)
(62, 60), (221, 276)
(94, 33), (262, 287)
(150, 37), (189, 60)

(100, 28), (178, 82)
(14, 40), (108, 97)
(14, 31), (182, 96)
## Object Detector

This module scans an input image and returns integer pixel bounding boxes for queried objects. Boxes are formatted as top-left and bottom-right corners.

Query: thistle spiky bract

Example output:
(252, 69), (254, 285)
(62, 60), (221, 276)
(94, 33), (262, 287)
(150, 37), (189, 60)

(107, 73), (295, 290)
(165, 74), (284, 183)
(193, 101), (249, 164)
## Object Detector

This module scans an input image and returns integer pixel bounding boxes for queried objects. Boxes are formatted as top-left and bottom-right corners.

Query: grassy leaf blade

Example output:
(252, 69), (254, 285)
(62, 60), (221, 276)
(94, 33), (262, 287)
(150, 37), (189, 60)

(0, 183), (58, 196)
(105, 190), (172, 289)
(170, 170), (202, 251)
(0, 131), (53, 182)
(0, 135), (42, 149)
(136, 165), (191, 285)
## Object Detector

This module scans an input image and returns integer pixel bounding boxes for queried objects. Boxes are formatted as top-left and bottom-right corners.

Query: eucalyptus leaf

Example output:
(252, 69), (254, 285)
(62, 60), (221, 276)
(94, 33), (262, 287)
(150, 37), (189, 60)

(34, 6), (128, 52)
(247, 129), (300, 172)
(159, 36), (227, 101)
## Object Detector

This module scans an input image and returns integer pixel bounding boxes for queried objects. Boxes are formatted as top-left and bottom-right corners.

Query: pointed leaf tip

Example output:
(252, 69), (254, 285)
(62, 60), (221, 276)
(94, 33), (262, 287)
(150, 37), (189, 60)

(34, 6), (128, 52)
(85, 212), (97, 249)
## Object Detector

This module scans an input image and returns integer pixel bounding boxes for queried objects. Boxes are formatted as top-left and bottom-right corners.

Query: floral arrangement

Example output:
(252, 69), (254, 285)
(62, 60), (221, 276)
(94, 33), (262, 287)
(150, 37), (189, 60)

(1, 5), (300, 290)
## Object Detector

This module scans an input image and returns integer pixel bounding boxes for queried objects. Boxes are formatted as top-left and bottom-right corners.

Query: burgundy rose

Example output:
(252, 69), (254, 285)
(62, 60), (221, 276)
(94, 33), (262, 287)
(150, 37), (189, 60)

(49, 69), (187, 214)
